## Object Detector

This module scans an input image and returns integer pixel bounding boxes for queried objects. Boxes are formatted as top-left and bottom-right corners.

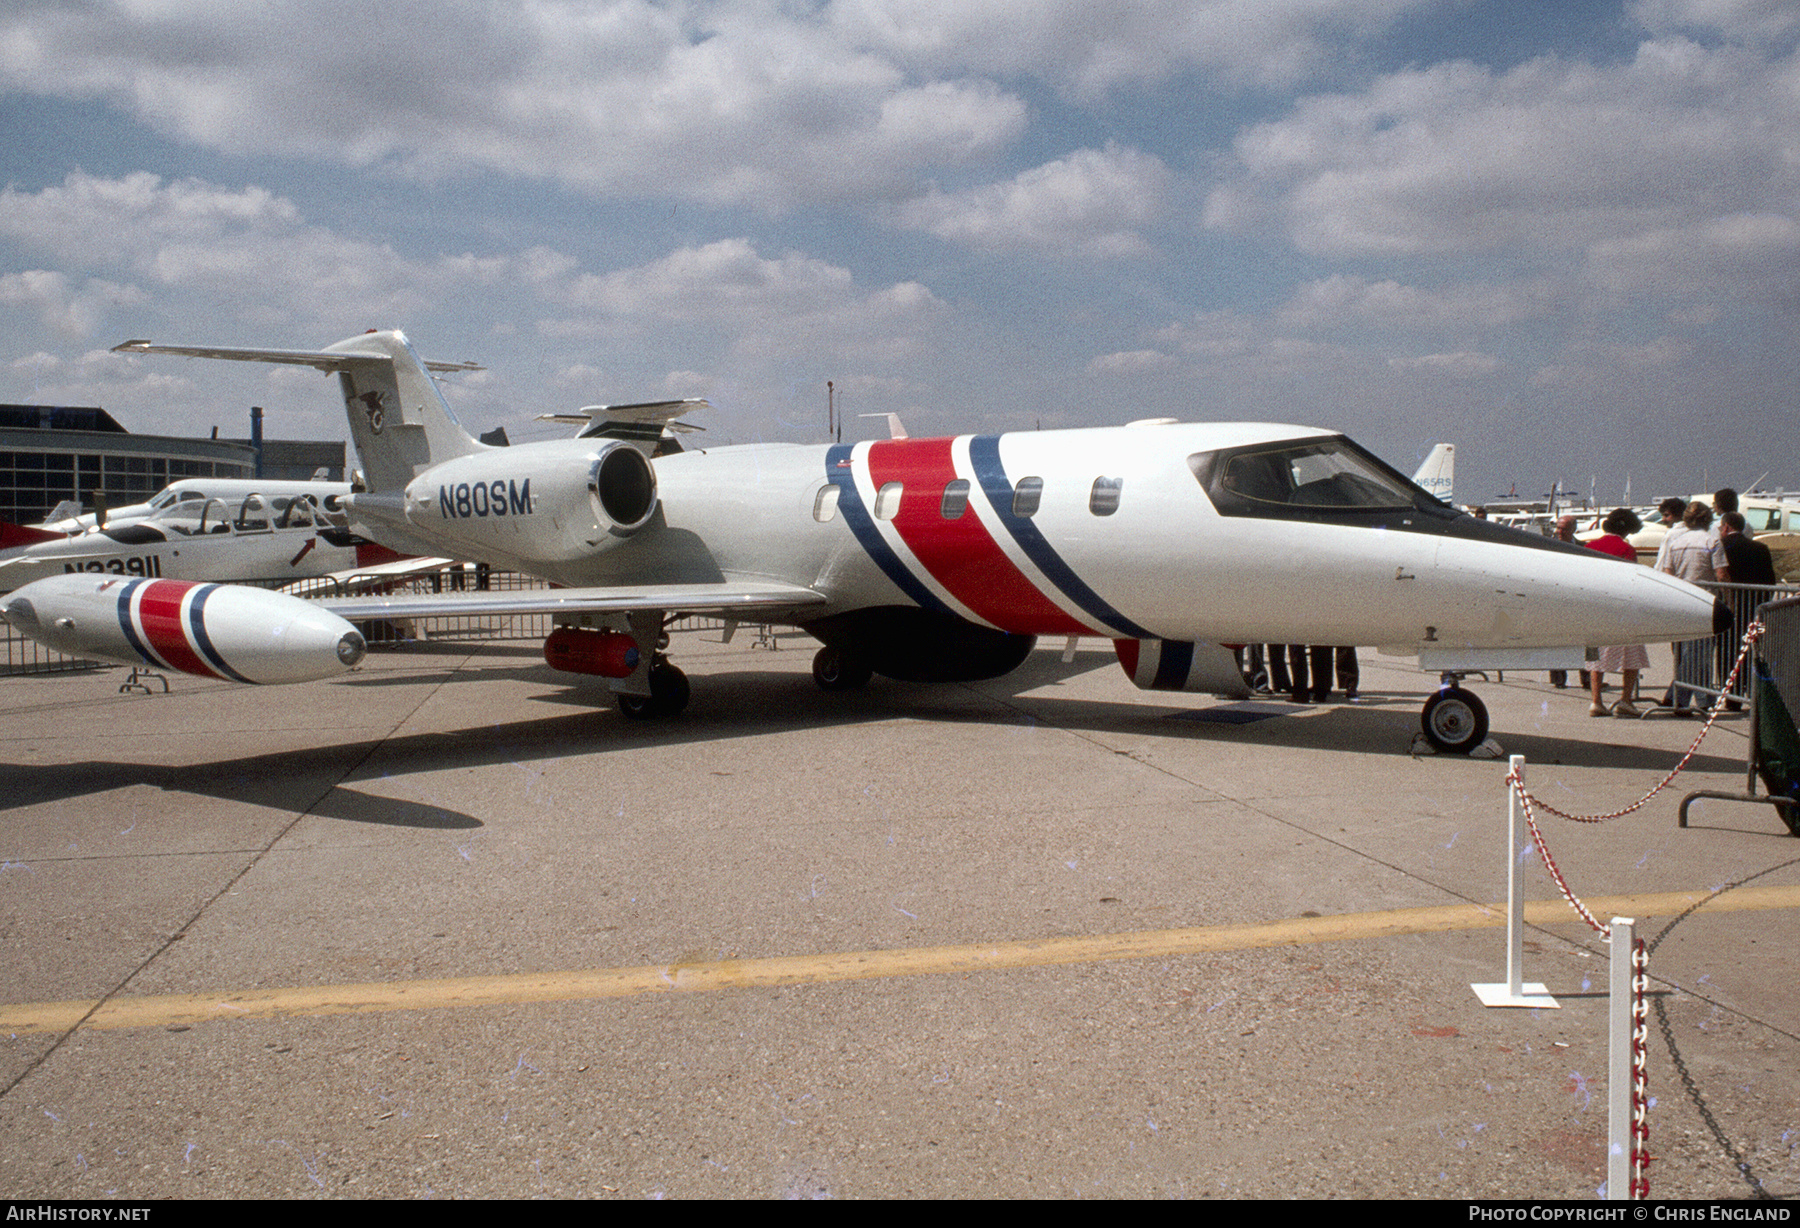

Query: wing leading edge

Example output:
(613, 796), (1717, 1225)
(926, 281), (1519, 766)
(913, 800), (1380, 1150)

(317, 579), (827, 623)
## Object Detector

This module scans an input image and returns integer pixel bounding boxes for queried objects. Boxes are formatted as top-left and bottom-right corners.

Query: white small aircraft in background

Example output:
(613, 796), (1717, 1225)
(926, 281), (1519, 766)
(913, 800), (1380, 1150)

(0, 331), (1724, 753)
(0, 491), (401, 592)
(1410, 444), (1454, 505)
(35, 476), (351, 535)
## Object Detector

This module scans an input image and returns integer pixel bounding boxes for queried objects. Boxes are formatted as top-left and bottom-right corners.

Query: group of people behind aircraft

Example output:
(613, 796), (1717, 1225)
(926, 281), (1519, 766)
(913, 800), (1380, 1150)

(1591, 488), (1775, 715)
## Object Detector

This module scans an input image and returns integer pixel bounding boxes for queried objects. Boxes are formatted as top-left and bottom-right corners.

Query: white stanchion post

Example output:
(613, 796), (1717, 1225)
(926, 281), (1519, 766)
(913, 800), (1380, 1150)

(1473, 754), (1559, 1008)
(1607, 916), (1636, 1200)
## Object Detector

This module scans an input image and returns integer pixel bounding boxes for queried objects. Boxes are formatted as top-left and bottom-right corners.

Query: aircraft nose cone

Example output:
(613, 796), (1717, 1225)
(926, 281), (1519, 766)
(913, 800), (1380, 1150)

(0, 594), (37, 632)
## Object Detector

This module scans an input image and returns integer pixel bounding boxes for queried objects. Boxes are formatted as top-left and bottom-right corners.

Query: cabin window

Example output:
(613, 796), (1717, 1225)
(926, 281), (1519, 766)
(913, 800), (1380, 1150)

(940, 479), (970, 520)
(1089, 477), (1122, 516)
(874, 481), (903, 520)
(812, 484), (840, 523)
(1011, 477), (1043, 518)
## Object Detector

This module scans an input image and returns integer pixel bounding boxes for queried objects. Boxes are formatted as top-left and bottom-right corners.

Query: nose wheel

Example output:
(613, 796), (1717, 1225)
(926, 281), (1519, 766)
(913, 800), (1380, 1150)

(1420, 683), (1489, 754)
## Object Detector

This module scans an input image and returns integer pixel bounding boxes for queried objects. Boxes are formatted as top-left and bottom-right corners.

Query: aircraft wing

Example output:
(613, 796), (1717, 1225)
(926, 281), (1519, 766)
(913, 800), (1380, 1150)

(317, 579), (827, 623)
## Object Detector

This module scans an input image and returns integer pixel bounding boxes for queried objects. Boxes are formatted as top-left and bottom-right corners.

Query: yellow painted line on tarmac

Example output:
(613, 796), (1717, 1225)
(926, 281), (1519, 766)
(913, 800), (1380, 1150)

(5, 884), (1796, 1035)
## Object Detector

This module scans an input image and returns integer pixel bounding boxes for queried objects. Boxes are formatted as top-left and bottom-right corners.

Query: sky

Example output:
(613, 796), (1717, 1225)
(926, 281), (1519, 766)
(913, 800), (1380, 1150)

(1, 0), (1795, 504)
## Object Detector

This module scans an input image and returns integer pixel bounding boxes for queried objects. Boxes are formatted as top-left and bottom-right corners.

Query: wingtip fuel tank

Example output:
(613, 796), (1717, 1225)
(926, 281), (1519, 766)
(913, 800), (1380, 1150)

(0, 575), (365, 685)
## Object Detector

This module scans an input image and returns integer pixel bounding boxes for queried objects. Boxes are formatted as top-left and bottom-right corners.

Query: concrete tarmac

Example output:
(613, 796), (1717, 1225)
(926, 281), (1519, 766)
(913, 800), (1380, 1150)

(0, 630), (1795, 1199)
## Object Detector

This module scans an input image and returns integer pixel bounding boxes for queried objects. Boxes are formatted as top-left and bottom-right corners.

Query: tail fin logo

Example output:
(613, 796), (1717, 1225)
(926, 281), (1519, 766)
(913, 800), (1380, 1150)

(352, 389), (387, 435)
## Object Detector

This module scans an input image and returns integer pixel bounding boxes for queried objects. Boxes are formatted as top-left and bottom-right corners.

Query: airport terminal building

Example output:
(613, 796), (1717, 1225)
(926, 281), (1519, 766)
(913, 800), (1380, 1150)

(0, 403), (345, 524)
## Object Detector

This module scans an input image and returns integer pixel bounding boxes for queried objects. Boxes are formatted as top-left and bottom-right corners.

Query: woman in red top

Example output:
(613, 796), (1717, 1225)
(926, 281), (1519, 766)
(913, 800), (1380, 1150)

(1587, 507), (1649, 716)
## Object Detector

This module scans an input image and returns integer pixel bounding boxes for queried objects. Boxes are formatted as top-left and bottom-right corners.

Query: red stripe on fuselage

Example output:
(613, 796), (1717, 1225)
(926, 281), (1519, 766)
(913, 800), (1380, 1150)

(133, 581), (223, 679)
(866, 438), (1088, 636)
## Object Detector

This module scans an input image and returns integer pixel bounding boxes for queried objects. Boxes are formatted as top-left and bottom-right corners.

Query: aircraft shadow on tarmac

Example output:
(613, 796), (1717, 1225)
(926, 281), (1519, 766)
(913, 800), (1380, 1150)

(0, 649), (1744, 826)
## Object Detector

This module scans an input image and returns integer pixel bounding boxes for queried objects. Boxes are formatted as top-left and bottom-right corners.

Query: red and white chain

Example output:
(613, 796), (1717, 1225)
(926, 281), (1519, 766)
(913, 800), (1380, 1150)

(1503, 625), (1759, 1203)
(1518, 620), (1764, 825)
(1630, 935), (1652, 1199)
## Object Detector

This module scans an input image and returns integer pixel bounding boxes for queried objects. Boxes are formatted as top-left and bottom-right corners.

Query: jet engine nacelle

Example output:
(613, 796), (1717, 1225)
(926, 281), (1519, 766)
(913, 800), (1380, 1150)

(0, 574), (365, 685)
(404, 441), (658, 563)
(1114, 640), (1251, 700)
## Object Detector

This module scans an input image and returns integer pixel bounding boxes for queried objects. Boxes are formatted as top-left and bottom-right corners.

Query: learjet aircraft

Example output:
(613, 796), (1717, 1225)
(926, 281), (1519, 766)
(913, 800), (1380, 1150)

(0, 331), (1724, 753)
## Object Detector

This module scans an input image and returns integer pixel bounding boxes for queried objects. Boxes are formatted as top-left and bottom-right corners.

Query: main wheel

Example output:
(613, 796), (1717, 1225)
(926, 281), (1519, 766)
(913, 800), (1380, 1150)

(1420, 686), (1489, 754)
(617, 661), (690, 719)
(812, 645), (873, 692)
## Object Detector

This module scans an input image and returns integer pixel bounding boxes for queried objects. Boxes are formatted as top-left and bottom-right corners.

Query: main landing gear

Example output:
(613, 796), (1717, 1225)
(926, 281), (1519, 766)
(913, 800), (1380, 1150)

(811, 644), (872, 692)
(1420, 674), (1489, 754)
(616, 657), (690, 720)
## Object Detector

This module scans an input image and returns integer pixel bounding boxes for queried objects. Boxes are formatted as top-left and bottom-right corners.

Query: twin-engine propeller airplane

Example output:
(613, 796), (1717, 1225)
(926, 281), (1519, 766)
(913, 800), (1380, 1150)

(0, 330), (1725, 752)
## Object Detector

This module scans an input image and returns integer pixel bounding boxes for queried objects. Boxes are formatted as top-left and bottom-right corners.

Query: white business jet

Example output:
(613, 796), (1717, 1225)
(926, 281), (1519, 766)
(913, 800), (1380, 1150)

(0, 331), (1722, 753)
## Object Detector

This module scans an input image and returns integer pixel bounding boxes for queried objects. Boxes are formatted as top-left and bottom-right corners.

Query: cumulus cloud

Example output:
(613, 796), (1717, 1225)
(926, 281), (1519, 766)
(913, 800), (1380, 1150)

(0, 270), (146, 338)
(1276, 275), (1552, 331)
(1386, 351), (1502, 378)
(829, 0), (1439, 97)
(0, 172), (556, 332)
(1629, 0), (1800, 42)
(0, 1), (1027, 210)
(1205, 38), (1800, 293)
(895, 143), (1171, 257)
(545, 237), (946, 362)
(1086, 349), (1179, 376)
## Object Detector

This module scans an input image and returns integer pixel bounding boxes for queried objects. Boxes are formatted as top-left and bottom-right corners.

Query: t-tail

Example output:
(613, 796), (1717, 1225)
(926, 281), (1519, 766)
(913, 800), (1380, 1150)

(111, 330), (487, 493)
(322, 331), (487, 492)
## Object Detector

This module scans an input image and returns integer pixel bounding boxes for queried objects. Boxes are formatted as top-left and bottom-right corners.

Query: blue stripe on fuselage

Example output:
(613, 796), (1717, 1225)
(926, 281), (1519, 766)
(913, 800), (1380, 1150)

(965, 435), (1154, 640)
(826, 443), (954, 617)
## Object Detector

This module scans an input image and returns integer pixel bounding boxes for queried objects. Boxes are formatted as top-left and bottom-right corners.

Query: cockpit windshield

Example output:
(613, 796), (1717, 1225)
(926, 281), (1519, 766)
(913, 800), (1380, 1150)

(1191, 436), (1450, 523)
(154, 498), (234, 536)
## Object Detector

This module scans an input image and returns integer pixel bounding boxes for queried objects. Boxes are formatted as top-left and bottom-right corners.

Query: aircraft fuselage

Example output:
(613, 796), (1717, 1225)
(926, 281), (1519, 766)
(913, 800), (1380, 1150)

(350, 420), (1716, 659)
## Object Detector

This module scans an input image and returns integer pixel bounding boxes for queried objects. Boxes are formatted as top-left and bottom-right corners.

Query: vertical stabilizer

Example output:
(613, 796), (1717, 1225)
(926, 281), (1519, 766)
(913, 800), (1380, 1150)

(324, 331), (487, 493)
(1412, 443), (1455, 504)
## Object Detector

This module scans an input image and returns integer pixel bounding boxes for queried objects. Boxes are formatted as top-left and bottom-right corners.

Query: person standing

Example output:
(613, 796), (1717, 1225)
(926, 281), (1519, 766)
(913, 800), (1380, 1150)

(1660, 502), (1726, 711)
(1550, 515), (1579, 688)
(1586, 508), (1648, 716)
(1720, 511), (1775, 586)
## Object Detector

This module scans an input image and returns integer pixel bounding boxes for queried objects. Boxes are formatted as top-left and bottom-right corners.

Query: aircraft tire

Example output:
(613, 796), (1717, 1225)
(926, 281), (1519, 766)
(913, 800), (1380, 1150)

(1420, 686), (1488, 754)
(617, 661), (690, 719)
(812, 645), (873, 692)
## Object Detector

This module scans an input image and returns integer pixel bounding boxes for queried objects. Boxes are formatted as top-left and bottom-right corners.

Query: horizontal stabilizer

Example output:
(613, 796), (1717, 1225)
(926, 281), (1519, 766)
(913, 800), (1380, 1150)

(111, 339), (481, 374)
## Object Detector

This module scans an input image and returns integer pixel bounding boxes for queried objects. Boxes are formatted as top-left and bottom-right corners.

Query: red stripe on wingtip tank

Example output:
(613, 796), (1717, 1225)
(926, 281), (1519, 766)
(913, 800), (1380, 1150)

(867, 438), (1088, 636)
(134, 581), (224, 679)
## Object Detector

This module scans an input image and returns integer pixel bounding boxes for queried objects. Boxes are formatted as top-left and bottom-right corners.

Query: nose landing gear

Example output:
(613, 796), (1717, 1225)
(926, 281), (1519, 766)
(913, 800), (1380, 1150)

(1420, 675), (1490, 754)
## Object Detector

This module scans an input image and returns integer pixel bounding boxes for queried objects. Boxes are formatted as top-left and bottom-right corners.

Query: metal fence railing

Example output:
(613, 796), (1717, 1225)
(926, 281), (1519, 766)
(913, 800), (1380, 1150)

(1667, 581), (1800, 709)
(1753, 594), (1800, 718)
(1677, 592), (1800, 833)
(1, 628), (100, 676)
